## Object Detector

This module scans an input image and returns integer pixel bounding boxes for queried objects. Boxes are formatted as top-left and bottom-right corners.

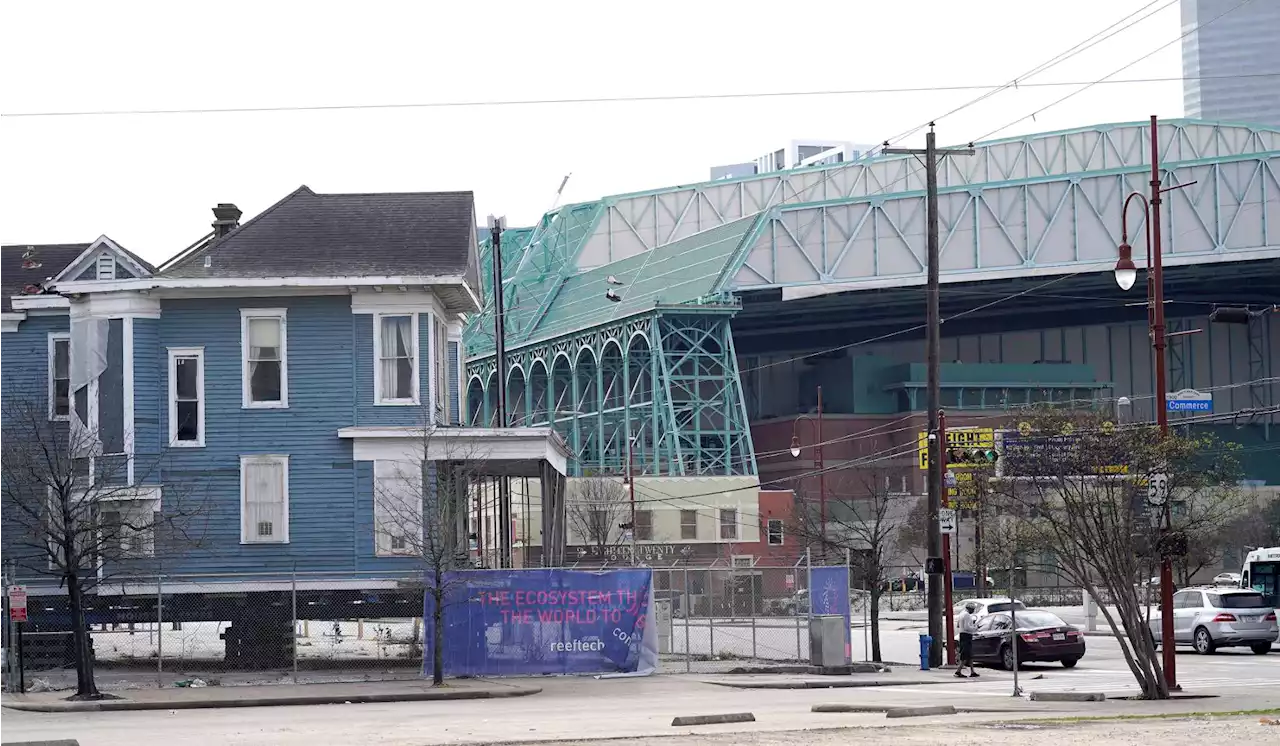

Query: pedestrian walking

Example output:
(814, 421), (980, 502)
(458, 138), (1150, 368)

(955, 601), (979, 678)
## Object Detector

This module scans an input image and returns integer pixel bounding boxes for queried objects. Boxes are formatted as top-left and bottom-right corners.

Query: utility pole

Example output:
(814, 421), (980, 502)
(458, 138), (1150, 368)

(488, 215), (512, 569)
(884, 126), (974, 669)
(627, 441), (637, 565)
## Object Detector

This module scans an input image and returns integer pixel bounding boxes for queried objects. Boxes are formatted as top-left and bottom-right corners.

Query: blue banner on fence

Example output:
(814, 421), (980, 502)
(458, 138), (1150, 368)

(424, 568), (658, 678)
(810, 566), (851, 663)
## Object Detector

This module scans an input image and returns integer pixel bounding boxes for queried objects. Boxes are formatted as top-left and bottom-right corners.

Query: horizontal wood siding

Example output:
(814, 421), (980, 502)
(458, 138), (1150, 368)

(132, 318), (163, 472)
(159, 296), (358, 574)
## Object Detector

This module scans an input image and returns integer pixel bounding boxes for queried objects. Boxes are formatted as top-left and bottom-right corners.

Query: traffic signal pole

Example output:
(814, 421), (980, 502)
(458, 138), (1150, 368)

(939, 410), (956, 666)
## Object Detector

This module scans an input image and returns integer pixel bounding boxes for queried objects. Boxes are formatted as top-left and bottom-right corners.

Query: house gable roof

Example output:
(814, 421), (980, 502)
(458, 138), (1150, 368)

(159, 186), (481, 292)
(50, 235), (156, 284)
(1, 243), (90, 312)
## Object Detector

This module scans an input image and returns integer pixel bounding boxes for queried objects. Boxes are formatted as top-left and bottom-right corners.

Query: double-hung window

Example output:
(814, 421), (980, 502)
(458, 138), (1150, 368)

(375, 313), (418, 405)
(241, 309), (288, 408)
(241, 455), (289, 543)
(373, 460), (422, 556)
(48, 332), (71, 420)
(680, 509), (698, 540)
(766, 519), (784, 546)
(719, 508), (738, 540)
(168, 347), (204, 446)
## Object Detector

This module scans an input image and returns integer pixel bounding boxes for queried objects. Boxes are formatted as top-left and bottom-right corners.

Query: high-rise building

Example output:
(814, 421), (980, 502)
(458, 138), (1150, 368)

(710, 140), (876, 180)
(1181, 0), (1280, 126)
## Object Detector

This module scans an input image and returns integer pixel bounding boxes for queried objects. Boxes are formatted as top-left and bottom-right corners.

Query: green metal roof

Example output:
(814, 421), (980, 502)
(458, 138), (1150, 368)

(519, 215), (758, 345)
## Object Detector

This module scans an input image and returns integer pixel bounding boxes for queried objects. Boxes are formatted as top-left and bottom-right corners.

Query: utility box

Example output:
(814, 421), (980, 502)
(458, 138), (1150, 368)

(809, 615), (846, 667)
(654, 599), (673, 654)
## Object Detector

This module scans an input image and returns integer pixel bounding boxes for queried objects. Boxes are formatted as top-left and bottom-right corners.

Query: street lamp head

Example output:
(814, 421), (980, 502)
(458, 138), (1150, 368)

(605, 289), (622, 303)
(789, 435), (801, 458)
(606, 275), (624, 286)
(1114, 242), (1138, 291)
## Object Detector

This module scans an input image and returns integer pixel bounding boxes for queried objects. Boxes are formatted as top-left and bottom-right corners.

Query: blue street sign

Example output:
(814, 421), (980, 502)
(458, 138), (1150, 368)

(1166, 388), (1212, 413)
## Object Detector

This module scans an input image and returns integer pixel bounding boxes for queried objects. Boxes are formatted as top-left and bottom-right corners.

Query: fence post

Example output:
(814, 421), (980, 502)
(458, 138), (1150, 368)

(292, 564), (299, 684)
(156, 575), (163, 688)
(683, 567), (691, 673)
(707, 569), (715, 661)
(750, 571), (757, 660)
(794, 565), (802, 663)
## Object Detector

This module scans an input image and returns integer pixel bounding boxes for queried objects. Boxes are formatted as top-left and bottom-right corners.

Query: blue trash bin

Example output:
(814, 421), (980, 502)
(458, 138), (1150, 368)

(918, 634), (933, 671)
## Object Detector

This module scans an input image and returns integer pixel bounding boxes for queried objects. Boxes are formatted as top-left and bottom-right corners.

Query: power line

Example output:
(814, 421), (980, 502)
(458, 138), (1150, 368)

(972, 0), (1260, 142)
(4, 73), (1277, 120)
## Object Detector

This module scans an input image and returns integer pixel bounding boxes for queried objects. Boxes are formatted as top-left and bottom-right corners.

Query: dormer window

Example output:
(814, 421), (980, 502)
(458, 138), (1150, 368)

(96, 254), (115, 280)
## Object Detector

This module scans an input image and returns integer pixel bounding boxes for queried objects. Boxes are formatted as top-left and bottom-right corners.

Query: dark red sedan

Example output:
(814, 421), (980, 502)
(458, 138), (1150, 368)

(971, 609), (1086, 669)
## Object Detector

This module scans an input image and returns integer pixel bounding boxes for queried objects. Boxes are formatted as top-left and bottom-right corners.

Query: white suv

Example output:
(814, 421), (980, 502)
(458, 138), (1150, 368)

(1149, 587), (1277, 654)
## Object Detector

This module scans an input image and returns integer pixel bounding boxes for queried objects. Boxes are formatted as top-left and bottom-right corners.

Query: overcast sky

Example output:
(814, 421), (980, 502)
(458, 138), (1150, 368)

(0, 0), (1182, 265)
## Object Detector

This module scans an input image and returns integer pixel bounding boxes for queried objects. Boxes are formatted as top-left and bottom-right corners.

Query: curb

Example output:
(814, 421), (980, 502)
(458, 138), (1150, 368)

(0, 685), (541, 713)
(671, 712), (756, 726)
(812, 703), (1035, 715)
(1028, 691), (1106, 702)
(704, 678), (943, 690)
(886, 705), (958, 718)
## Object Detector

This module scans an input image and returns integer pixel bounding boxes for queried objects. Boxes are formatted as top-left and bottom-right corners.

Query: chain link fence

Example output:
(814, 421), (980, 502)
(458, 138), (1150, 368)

(4, 563), (1102, 690)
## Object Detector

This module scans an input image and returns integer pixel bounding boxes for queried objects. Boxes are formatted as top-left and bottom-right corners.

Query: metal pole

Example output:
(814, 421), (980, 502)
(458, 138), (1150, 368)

(817, 385), (825, 555)
(750, 572), (757, 659)
(292, 565), (299, 684)
(1149, 114), (1176, 692)
(806, 547), (813, 663)
(884, 128), (973, 670)
(1011, 570), (1022, 697)
(491, 219), (512, 569)
(684, 567), (691, 673)
(16, 623), (25, 694)
(628, 443), (637, 566)
(156, 575), (163, 688)
(708, 569), (715, 658)
(940, 410), (956, 666)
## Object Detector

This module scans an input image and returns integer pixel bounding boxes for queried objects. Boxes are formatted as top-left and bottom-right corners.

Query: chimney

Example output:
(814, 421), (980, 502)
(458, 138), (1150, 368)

(212, 203), (242, 237)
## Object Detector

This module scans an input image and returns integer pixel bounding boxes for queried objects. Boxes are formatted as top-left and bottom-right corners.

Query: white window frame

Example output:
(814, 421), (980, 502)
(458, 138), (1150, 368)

(48, 331), (71, 421)
(240, 308), (288, 409)
(167, 347), (205, 447)
(719, 508), (738, 540)
(373, 312), (419, 406)
(766, 518), (784, 546)
(373, 460), (423, 557)
(240, 454), (290, 544)
(95, 254), (115, 280)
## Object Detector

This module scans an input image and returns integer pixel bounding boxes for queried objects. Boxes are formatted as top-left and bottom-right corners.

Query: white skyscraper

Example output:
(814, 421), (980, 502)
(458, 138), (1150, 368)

(1181, 0), (1280, 126)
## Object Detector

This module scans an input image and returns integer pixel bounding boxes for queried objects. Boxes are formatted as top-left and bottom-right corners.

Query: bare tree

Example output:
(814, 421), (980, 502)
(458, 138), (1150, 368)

(1, 392), (209, 698)
(566, 477), (629, 556)
(368, 422), (491, 685)
(790, 468), (914, 662)
(992, 407), (1246, 699)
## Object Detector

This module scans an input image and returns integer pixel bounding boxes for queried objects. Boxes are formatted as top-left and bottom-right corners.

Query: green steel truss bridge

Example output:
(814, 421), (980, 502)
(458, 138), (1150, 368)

(465, 119), (1280, 477)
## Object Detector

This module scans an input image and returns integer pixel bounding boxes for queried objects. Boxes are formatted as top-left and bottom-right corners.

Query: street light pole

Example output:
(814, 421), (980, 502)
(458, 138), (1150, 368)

(789, 386), (825, 555)
(627, 439), (637, 566)
(1113, 114), (1180, 692)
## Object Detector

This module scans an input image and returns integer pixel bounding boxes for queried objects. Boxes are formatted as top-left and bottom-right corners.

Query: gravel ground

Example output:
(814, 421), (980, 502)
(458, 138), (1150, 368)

(523, 716), (1280, 745)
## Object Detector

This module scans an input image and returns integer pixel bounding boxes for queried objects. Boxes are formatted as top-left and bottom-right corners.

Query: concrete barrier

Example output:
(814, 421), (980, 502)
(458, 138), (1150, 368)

(671, 712), (757, 726)
(885, 705), (957, 718)
(1029, 691), (1106, 702)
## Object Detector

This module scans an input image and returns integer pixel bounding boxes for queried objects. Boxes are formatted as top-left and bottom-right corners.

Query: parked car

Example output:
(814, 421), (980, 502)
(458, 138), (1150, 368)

(1148, 587), (1277, 654)
(1213, 572), (1243, 587)
(957, 597), (1026, 619)
(971, 609), (1086, 669)
(779, 588), (809, 616)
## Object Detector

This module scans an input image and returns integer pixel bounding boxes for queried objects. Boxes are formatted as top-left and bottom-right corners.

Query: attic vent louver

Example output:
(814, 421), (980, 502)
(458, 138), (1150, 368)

(204, 256), (212, 268)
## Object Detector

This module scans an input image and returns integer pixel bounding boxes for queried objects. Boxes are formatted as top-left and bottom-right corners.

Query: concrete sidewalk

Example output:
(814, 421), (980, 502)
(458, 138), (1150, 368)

(0, 678), (540, 713)
(700, 670), (948, 690)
